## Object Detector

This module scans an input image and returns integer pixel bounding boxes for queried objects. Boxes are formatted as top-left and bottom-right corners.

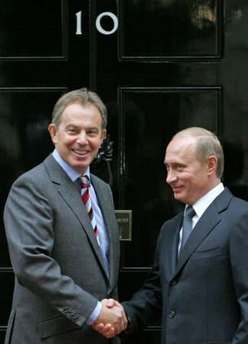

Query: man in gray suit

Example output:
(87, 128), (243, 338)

(4, 88), (127, 344)
(97, 127), (248, 343)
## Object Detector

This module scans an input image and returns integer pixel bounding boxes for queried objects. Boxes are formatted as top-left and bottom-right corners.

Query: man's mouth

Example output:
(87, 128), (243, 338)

(73, 149), (89, 156)
(171, 186), (182, 193)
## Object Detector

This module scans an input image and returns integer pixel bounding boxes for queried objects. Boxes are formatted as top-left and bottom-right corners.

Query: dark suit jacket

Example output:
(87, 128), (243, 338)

(4, 154), (120, 344)
(123, 188), (248, 344)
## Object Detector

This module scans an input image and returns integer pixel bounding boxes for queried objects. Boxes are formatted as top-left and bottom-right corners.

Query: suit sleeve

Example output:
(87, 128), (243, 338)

(122, 232), (163, 332)
(4, 174), (98, 328)
(230, 209), (248, 343)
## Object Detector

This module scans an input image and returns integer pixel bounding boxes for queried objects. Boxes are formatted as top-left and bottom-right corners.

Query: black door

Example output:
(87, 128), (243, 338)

(1, 1), (248, 343)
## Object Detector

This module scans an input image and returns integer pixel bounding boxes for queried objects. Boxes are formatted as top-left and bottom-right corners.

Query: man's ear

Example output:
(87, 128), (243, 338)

(48, 124), (58, 144)
(101, 129), (107, 143)
(207, 155), (217, 175)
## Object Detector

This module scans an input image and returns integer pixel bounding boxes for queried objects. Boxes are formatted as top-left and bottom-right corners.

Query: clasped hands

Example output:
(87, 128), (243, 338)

(92, 299), (128, 338)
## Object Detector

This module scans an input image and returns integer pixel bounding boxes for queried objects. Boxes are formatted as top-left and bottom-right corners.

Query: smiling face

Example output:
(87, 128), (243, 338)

(164, 136), (218, 205)
(48, 102), (106, 174)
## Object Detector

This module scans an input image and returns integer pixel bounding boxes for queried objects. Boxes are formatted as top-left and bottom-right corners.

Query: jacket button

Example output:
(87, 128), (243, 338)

(171, 279), (177, 286)
(168, 310), (175, 318)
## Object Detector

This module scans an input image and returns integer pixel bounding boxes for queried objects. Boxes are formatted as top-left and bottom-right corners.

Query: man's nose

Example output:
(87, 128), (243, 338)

(166, 170), (177, 184)
(77, 131), (88, 144)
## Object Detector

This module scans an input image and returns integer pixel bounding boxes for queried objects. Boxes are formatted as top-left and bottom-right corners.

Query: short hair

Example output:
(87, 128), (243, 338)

(51, 88), (107, 129)
(173, 127), (224, 178)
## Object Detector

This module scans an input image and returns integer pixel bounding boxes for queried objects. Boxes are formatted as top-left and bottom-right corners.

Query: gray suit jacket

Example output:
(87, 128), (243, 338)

(4, 154), (120, 344)
(123, 188), (248, 344)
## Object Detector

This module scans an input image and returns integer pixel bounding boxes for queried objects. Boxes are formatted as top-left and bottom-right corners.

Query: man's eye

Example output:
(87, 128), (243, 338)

(87, 130), (97, 136)
(177, 165), (184, 171)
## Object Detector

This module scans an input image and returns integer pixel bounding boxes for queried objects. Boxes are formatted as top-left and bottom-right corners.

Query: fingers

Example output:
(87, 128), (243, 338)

(93, 323), (115, 338)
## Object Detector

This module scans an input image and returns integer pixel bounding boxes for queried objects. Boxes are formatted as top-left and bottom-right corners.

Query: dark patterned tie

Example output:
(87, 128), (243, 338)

(81, 175), (100, 245)
(180, 205), (195, 251)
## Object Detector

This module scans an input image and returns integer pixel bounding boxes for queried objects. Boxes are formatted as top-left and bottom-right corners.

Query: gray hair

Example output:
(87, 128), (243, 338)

(52, 88), (107, 129)
(173, 127), (224, 178)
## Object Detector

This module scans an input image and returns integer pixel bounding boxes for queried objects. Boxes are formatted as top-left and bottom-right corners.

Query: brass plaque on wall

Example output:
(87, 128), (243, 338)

(115, 210), (132, 241)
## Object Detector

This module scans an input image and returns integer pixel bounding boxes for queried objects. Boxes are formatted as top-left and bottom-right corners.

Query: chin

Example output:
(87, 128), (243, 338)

(174, 193), (182, 200)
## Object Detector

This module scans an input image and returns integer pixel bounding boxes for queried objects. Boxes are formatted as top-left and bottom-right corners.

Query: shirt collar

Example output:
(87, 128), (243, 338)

(52, 149), (90, 182)
(189, 183), (224, 219)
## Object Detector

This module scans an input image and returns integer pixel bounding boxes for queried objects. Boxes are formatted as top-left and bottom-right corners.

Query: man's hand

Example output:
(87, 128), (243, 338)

(92, 299), (127, 338)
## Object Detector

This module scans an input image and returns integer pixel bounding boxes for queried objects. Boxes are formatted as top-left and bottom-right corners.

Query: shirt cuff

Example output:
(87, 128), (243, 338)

(86, 301), (102, 325)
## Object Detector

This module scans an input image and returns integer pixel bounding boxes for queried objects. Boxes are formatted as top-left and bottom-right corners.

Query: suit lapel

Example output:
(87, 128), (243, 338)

(44, 155), (109, 278)
(175, 210), (220, 274)
(174, 188), (232, 276)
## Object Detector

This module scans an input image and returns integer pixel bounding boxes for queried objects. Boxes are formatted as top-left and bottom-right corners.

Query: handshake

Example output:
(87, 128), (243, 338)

(92, 299), (128, 338)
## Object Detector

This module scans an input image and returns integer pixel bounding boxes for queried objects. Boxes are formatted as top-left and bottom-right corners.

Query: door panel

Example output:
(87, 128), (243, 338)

(119, 0), (222, 60)
(0, 1), (248, 343)
(0, 0), (67, 59)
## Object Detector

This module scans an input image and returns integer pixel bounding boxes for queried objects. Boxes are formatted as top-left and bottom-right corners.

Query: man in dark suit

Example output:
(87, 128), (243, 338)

(3, 88), (127, 344)
(97, 127), (248, 343)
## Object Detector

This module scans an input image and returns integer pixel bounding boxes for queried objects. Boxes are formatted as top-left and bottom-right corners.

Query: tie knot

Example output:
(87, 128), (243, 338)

(184, 205), (195, 219)
(81, 175), (90, 189)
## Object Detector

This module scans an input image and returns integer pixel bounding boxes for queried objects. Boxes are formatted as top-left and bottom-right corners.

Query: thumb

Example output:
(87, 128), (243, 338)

(105, 298), (117, 308)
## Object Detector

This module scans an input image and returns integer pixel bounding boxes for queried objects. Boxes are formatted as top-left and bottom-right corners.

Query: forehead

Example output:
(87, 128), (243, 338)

(61, 102), (102, 122)
(165, 137), (197, 163)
